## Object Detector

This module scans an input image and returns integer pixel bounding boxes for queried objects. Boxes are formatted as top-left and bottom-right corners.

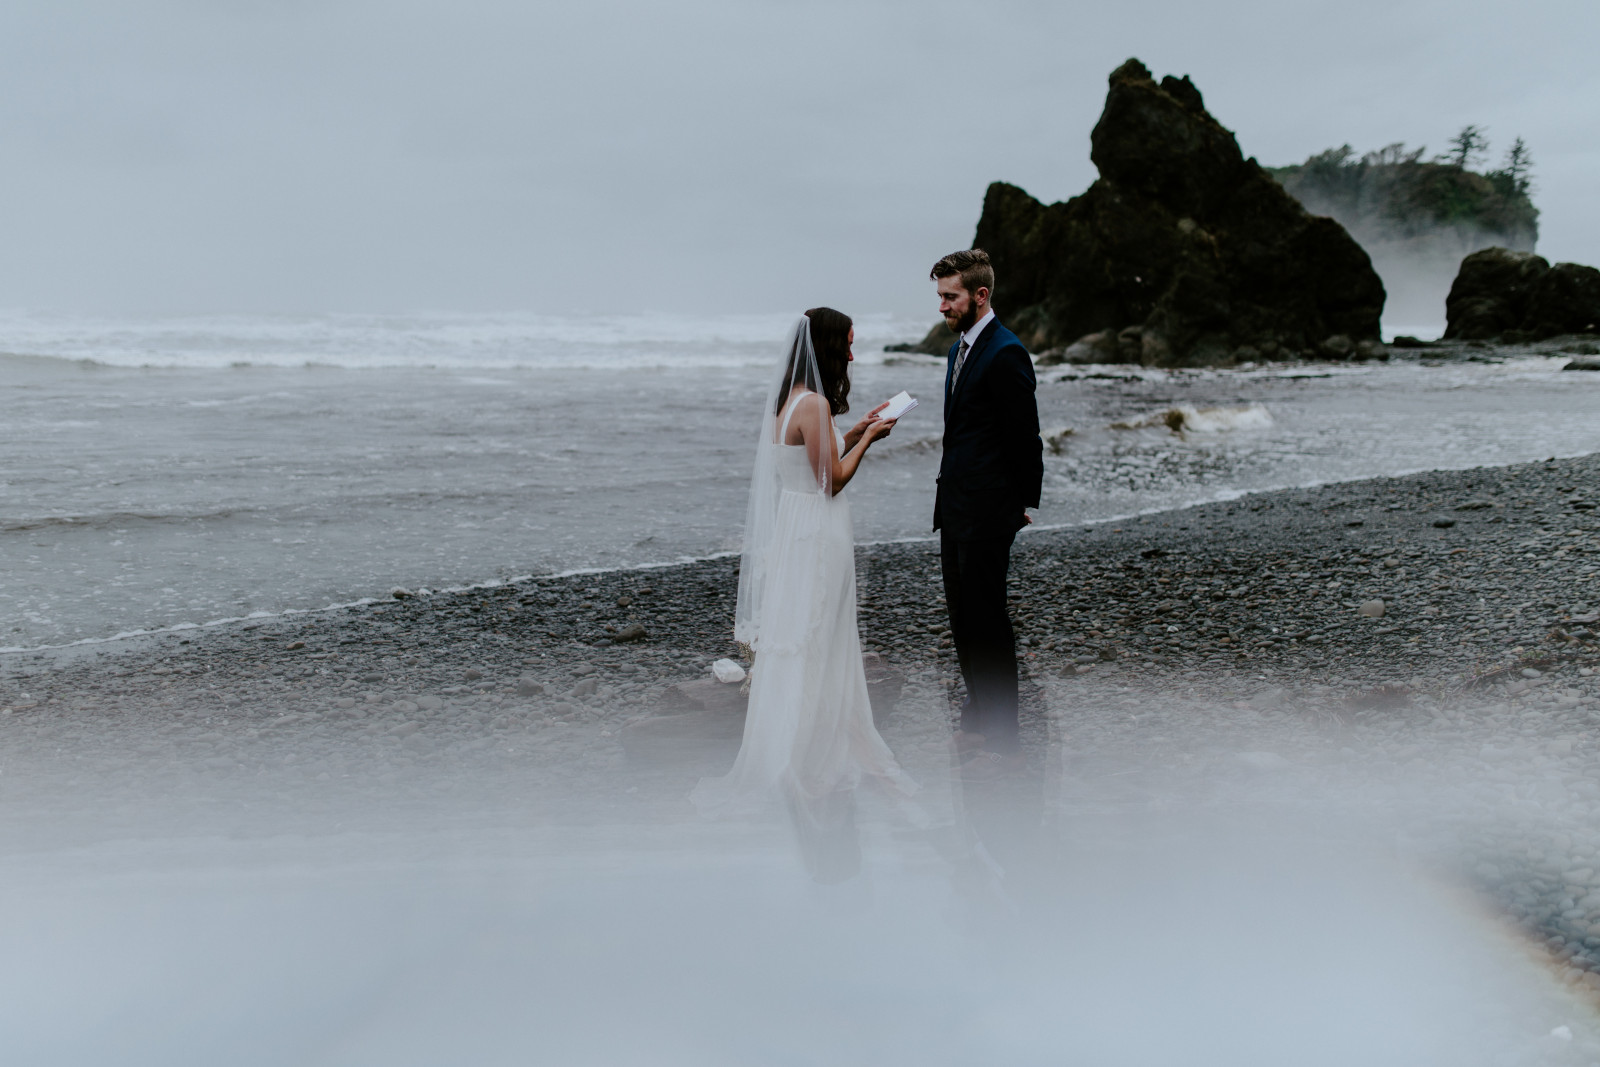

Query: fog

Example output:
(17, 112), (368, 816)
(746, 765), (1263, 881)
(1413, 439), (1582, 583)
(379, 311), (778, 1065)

(4, 667), (1598, 1065)
(0, 0), (1594, 317)
(1365, 228), (1526, 336)
(0, 816), (1567, 1065)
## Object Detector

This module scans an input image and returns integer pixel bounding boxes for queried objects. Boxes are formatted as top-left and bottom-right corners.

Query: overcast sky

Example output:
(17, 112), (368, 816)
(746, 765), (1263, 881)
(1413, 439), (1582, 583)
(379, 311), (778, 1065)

(0, 0), (1594, 317)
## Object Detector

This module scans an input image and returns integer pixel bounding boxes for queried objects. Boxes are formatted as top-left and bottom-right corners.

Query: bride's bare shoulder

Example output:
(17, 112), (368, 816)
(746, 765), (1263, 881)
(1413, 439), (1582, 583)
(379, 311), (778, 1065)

(780, 390), (825, 434)
(789, 389), (825, 413)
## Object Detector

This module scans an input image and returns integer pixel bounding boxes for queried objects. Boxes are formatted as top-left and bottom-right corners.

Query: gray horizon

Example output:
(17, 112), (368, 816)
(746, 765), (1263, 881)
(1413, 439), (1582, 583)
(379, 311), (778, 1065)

(0, 0), (1593, 319)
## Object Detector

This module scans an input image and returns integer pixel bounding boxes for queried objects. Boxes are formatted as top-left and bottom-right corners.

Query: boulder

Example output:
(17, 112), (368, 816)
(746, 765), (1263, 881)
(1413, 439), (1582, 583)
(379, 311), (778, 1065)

(1319, 335), (1355, 359)
(1529, 262), (1600, 337)
(885, 320), (955, 355)
(895, 59), (1385, 365)
(1060, 330), (1121, 364)
(1444, 248), (1552, 339)
(1444, 247), (1600, 341)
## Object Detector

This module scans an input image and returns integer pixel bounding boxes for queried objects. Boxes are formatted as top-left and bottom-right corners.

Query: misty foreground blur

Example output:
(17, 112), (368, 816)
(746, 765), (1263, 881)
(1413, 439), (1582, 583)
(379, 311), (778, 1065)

(6, 634), (1600, 1051)
(1, 670), (1598, 1066)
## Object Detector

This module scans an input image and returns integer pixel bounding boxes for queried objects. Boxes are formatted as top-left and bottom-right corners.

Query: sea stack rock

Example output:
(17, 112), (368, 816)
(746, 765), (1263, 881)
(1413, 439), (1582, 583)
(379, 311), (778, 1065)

(1444, 247), (1600, 341)
(900, 59), (1385, 365)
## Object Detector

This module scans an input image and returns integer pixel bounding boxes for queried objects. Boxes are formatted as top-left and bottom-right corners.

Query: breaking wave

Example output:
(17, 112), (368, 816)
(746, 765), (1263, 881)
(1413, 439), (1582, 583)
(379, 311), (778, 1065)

(1112, 403), (1274, 434)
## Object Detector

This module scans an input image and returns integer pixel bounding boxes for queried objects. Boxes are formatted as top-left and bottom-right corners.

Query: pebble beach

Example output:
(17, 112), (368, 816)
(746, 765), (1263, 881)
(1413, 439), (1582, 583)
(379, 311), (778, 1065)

(5, 449), (1600, 1053)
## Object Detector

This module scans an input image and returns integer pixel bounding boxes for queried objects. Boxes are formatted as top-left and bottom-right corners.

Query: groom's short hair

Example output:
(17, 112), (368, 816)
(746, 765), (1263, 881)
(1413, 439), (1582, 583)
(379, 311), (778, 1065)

(931, 249), (994, 298)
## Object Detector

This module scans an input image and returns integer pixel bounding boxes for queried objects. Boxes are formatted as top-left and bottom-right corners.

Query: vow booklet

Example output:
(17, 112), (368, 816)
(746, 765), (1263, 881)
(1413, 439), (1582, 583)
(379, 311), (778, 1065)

(880, 391), (918, 420)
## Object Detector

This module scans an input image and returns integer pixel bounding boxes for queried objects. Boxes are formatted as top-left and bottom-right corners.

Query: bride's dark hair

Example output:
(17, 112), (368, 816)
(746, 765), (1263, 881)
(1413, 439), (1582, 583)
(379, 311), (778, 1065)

(802, 307), (852, 415)
(774, 307), (853, 418)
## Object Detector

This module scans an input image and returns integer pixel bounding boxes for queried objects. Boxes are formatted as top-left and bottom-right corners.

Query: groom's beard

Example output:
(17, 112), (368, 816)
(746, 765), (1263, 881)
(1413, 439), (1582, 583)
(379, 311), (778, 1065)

(946, 305), (979, 335)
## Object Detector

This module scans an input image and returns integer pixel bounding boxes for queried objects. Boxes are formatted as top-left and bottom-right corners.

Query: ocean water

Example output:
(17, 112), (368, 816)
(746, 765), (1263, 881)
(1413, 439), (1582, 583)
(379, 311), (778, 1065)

(4, 310), (1599, 651)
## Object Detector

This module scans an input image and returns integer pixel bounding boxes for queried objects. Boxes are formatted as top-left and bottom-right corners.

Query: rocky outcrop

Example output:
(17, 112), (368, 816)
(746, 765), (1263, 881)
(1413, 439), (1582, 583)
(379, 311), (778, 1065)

(897, 59), (1386, 365)
(1444, 247), (1600, 341)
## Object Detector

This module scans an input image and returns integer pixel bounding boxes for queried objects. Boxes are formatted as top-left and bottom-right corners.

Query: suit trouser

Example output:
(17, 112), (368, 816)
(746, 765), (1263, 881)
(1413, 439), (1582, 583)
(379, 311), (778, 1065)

(940, 531), (1019, 754)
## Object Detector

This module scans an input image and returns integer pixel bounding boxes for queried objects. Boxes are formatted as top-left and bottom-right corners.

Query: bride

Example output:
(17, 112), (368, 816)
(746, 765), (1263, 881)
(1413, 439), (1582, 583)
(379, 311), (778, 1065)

(692, 308), (919, 877)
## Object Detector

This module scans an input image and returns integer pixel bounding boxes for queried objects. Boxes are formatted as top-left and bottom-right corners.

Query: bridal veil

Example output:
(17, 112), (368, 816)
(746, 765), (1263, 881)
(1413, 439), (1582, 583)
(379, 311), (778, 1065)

(734, 315), (834, 651)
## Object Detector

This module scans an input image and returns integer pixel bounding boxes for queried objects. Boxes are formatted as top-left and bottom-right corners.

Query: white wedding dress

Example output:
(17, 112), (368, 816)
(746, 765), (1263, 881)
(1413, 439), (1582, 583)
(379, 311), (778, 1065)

(691, 400), (917, 824)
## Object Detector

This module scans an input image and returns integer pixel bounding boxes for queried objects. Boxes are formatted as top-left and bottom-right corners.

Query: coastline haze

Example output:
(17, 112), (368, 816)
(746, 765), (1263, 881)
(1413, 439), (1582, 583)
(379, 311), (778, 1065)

(0, 1), (1593, 318)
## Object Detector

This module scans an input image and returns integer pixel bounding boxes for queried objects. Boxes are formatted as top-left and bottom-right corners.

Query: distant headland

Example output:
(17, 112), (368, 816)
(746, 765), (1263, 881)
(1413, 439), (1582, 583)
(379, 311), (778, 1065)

(1270, 133), (1538, 255)
(1270, 132), (1539, 325)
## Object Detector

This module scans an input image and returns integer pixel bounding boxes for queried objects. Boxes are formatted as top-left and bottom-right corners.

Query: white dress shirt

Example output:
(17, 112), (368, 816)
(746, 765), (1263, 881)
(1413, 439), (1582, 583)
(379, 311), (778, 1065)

(950, 307), (996, 395)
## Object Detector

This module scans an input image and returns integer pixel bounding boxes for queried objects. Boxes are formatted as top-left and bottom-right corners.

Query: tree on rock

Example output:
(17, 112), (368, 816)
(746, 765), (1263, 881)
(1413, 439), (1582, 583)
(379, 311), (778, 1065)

(1490, 138), (1534, 198)
(1444, 125), (1490, 170)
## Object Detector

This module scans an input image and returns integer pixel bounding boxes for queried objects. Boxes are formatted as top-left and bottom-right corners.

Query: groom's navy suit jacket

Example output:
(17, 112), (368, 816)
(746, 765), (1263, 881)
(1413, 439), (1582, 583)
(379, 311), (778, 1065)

(933, 317), (1043, 541)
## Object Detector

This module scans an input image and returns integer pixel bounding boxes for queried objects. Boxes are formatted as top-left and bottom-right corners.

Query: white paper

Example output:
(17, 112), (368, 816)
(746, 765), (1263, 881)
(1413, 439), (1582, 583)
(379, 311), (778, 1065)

(880, 391), (918, 420)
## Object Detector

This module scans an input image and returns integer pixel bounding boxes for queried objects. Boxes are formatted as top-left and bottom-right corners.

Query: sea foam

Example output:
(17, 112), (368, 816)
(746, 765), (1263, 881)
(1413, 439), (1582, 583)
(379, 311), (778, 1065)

(0, 309), (924, 371)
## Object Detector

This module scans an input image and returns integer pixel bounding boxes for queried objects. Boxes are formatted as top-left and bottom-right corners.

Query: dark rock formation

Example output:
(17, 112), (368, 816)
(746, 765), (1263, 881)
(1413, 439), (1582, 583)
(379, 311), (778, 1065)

(1444, 248), (1600, 341)
(886, 320), (956, 355)
(896, 59), (1386, 365)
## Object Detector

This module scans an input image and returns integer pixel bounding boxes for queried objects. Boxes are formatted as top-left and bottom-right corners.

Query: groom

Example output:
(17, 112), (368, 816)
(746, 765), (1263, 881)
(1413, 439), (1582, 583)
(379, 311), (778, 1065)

(930, 249), (1042, 771)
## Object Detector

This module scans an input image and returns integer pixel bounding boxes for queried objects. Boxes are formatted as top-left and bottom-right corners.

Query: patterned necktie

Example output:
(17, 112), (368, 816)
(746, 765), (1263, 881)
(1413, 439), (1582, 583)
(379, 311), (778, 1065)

(949, 338), (970, 397)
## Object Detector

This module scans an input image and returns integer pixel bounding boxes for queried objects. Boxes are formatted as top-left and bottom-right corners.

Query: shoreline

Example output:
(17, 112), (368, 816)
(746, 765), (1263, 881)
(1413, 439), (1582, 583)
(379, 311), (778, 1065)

(6, 449), (1594, 687)
(9, 438), (1599, 663)
(8, 337), (1600, 655)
